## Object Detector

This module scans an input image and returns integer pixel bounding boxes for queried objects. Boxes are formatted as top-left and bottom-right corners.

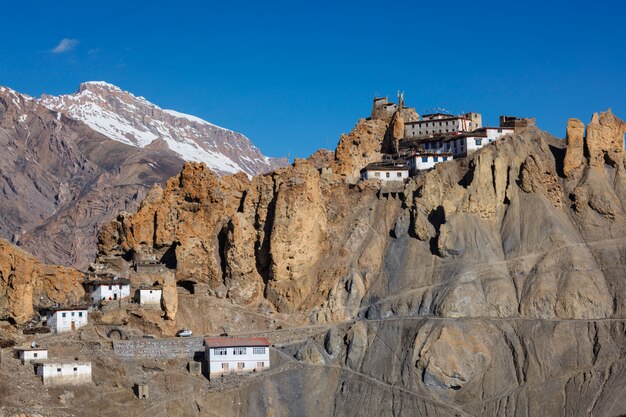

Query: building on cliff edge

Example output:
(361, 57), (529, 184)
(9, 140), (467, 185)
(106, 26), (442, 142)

(42, 306), (89, 333)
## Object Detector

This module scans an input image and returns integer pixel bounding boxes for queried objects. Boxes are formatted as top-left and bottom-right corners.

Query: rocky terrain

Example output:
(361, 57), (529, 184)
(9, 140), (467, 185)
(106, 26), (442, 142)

(0, 84), (286, 269)
(2, 108), (626, 416)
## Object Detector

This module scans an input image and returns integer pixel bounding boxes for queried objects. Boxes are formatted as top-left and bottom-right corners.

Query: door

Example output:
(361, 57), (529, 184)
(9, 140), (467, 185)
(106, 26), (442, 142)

(71, 321), (76, 331)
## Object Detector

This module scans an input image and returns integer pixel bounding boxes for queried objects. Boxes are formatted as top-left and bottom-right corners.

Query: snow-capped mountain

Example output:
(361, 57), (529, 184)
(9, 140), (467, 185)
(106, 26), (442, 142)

(40, 81), (287, 176)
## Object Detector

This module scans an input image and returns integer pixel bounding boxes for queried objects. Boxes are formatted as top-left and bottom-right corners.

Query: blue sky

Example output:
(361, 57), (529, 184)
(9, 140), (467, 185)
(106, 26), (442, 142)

(1, 0), (625, 159)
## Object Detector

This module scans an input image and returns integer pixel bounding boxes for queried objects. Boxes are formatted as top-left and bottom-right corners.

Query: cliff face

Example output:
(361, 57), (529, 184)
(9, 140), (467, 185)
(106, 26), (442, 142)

(92, 109), (626, 415)
(0, 239), (84, 325)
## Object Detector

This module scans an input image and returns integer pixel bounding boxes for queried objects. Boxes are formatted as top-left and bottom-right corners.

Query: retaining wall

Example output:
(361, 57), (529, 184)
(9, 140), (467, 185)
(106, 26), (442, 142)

(113, 337), (204, 359)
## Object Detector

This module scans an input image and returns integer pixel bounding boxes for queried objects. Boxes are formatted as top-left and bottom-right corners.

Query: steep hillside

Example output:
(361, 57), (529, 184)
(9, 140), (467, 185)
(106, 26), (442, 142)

(91, 110), (626, 416)
(40, 82), (288, 177)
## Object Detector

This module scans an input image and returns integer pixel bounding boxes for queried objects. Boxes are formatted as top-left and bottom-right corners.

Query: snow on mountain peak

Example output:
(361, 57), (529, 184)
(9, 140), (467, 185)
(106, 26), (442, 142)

(40, 82), (286, 176)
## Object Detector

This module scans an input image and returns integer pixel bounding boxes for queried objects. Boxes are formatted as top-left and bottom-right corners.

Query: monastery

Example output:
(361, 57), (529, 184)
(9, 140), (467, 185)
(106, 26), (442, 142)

(361, 93), (534, 181)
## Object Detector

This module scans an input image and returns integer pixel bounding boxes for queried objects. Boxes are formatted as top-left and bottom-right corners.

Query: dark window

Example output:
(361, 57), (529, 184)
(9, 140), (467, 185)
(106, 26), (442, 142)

(57, 368), (61, 372)
(73, 367), (78, 372)
(78, 312), (83, 317)
(386, 172), (390, 178)
(397, 172), (402, 177)
(443, 157), (448, 161)
(62, 312), (67, 318)
(434, 157), (439, 162)
(475, 139), (482, 146)
(421, 157), (428, 163)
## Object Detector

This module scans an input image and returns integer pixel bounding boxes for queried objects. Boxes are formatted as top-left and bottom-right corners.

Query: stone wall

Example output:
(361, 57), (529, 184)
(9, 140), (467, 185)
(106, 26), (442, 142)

(113, 337), (204, 359)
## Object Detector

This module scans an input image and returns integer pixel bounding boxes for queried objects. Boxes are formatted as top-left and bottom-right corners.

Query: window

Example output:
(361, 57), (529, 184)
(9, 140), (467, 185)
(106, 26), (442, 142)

(257, 362), (265, 368)
(396, 172), (402, 177)
(421, 157), (428, 163)
(497, 128), (503, 133)
(214, 348), (227, 356)
(253, 347), (266, 355)
(385, 172), (390, 178)
(119, 285), (123, 289)
(237, 362), (245, 370)
(233, 347), (247, 355)
(475, 139), (482, 146)
(78, 312), (83, 317)
(443, 157), (448, 161)
(33, 353), (38, 358)
(71, 312), (75, 317)
(108, 285), (112, 290)
(57, 368), (61, 372)
(62, 313), (67, 318)
(222, 363), (229, 371)
(433, 157), (439, 162)
(73, 367), (78, 372)
(489, 139), (493, 143)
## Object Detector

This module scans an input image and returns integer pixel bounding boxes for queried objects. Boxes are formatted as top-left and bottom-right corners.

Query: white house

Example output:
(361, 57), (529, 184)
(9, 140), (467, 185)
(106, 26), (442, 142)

(360, 163), (409, 182)
(16, 348), (48, 364)
(204, 337), (270, 379)
(84, 276), (131, 306)
(35, 361), (92, 386)
(407, 153), (453, 174)
(137, 287), (162, 307)
(44, 307), (89, 333)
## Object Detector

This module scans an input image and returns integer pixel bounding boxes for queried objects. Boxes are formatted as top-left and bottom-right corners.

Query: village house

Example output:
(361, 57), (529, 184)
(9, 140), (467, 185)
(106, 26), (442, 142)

(16, 347), (48, 364)
(204, 337), (270, 379)
(35, 360), (92, 386)
(137, 286), (162, 307)
(83, 275), (131, 306)
(43, 306), (89, 333)
(360, 162), (409, 182)
(407, 152), (453, 175)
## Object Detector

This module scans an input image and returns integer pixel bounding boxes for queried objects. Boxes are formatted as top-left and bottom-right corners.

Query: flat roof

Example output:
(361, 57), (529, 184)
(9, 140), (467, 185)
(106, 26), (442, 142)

(410, 152), (453, 157)
(41, 306), (89, 313)
(15, 347), (48, 352)
(33, 360), (91, 365)
(205, 337), (270, 348)
(84, 278), (131, 286)
(360, 163), (409, 172)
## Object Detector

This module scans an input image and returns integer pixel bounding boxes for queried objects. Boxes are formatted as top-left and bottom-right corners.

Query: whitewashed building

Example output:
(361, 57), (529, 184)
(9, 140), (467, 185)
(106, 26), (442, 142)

(407, 153), (453, 174)
(44, 307), (89, 333)
(360, 163), (409, 182)
(17, 348), (48, 364)
(35, 361), (92, 386)
(404, 112), (481, 138)
(137, 287), (162, 307)
(84, 276), (131, 306)
(204, 337), (270, 379)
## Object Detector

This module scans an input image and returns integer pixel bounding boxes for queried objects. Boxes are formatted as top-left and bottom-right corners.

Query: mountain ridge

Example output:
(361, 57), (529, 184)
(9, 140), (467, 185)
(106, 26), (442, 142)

(40, 81), (288, 177)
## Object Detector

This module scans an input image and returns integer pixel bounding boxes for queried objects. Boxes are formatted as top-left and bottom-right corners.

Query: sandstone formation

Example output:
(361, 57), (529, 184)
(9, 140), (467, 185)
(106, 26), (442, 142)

(563, 117), (585, 176)
(0, 238), (85, 325)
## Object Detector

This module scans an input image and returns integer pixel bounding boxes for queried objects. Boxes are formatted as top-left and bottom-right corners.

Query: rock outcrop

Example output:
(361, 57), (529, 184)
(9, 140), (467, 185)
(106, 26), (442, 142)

(563, 117), (585, 176)
(0, 239), (84, 325)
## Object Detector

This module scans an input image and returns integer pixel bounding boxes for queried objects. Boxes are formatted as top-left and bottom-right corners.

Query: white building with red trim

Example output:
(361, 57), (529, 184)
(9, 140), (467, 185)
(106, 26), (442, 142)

(204, 337), (270, 379)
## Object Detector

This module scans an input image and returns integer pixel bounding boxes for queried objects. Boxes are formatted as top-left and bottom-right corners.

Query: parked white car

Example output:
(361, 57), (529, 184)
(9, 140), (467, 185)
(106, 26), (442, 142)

(176, 329), (193, 337)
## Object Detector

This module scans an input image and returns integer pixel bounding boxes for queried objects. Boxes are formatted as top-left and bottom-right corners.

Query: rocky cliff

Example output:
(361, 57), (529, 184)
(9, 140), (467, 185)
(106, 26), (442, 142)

(91, 108), (626, 415)
(0, 83), (286, 269)
(0, 238), (84, 326)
